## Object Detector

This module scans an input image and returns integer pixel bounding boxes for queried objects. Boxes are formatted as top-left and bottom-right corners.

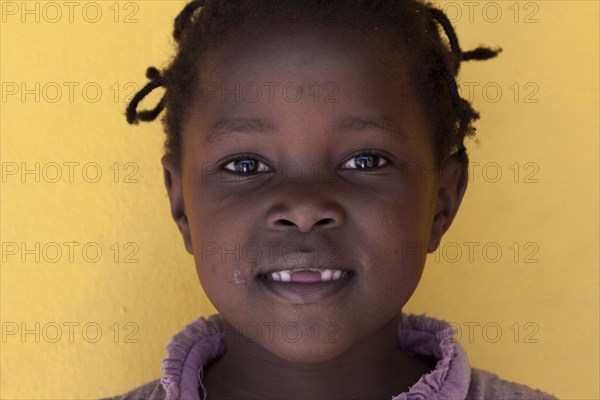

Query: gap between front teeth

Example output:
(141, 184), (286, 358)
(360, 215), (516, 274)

(270, 269), (346, 282)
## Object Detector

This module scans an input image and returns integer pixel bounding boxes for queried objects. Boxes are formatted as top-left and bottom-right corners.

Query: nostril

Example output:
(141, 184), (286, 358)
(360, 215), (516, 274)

(274, 218), (335, 230)
(277, 220), (295, 227)
(317, 218), (335, 226)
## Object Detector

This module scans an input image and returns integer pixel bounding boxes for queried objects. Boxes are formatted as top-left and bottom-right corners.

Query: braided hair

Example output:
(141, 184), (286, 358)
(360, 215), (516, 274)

(126, 0), (501, 169)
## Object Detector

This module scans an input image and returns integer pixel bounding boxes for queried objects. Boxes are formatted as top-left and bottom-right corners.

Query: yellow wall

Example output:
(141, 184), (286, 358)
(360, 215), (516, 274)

(1, 1), (598, 398)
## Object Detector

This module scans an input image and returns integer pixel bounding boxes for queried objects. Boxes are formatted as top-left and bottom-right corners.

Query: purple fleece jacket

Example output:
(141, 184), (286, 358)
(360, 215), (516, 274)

(103, 313), (558, 400)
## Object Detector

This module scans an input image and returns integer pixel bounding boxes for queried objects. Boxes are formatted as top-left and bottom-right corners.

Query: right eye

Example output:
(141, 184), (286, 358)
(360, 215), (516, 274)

(221, 154), (272, 175)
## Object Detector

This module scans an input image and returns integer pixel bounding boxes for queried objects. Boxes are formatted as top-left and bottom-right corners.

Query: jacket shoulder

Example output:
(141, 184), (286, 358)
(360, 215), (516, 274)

(467, 368), (559, 400)
(100, 379), (166, 400)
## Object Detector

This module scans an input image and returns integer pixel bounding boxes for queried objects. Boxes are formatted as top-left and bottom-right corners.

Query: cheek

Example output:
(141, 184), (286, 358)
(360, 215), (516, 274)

(188, 217), (247, 295)
(184, 194), (263, 315)
(354, 182), (435, 295)
(180, 185), (230, 289)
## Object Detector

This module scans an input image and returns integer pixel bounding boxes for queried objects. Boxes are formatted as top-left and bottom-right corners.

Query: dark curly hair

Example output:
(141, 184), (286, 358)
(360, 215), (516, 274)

(126, 0), (501, 169)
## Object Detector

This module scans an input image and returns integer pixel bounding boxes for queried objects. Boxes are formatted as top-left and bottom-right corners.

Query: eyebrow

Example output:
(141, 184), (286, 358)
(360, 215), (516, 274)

(207, 117), (277, 144)
(332, 116), (407, 142)
(206, 116), (407, 144)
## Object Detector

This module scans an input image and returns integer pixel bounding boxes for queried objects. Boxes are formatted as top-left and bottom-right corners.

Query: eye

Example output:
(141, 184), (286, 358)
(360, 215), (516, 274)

(221, 154), (272, 175)
(340, 151), (390, 170)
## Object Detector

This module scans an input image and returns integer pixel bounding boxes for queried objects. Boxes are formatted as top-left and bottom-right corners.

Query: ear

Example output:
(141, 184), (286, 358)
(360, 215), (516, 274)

(161, 154), (193, 254)
(427, 158), (469, 252)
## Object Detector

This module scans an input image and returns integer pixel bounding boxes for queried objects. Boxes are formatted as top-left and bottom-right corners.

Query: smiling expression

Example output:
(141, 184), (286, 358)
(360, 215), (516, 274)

(162, 23), (467, 363)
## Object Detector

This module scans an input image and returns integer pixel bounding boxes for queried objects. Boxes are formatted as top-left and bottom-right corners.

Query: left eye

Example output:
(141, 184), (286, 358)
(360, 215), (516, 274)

(340, 153), (389, 170)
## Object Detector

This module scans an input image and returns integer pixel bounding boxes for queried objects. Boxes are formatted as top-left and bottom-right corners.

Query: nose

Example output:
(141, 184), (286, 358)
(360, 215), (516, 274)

(265, 183), (345, 233)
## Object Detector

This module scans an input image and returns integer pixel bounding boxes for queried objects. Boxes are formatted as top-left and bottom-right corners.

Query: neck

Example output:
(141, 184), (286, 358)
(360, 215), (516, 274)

(203, 313), (433, 400)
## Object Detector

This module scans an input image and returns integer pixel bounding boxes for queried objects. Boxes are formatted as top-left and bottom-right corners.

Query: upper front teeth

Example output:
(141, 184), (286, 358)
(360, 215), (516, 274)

(269, 269), (347, 282)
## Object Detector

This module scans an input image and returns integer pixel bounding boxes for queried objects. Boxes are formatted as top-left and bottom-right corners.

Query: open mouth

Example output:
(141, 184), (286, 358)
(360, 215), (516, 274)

(265, 268), (351, 283)
(257, 268), (355, 303)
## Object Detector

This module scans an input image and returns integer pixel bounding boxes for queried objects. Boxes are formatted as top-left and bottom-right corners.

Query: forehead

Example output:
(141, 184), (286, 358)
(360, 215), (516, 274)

(184, 22), (431, 150)
(199, 22), (413, 96)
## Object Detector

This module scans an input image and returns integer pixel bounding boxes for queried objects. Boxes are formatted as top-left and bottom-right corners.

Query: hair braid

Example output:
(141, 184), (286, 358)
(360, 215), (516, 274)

(125, 1), (205, 125)
(125, 67), (164, 124)
(429, 6), (502, 163)
(173, 0), (205, 42)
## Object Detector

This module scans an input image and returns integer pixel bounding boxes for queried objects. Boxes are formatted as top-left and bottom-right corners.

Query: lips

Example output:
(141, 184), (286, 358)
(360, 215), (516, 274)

(253, 244), (356, 303)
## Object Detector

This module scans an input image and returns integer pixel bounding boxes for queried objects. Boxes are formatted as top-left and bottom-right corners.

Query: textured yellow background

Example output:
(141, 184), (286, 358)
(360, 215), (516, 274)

(1, 1), (598, 399)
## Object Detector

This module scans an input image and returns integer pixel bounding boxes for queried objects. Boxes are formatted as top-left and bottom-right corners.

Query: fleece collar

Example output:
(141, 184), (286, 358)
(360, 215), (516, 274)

(160, 313), (471, 400)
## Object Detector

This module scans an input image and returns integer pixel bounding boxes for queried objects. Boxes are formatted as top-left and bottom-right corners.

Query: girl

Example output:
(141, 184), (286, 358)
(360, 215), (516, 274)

(108, 1), (557, 399)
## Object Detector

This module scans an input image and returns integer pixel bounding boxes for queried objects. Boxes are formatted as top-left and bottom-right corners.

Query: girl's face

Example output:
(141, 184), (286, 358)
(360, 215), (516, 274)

(163, 23), (466, 363)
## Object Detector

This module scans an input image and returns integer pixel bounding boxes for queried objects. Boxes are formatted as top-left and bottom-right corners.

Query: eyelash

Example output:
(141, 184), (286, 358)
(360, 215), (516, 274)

(219, 151), (391, 175)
